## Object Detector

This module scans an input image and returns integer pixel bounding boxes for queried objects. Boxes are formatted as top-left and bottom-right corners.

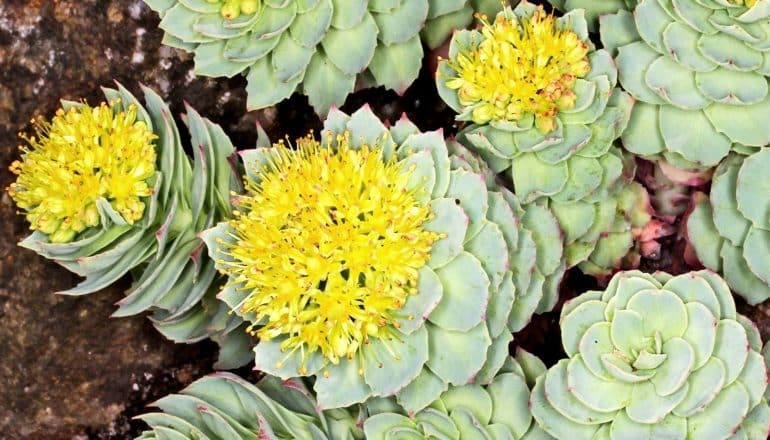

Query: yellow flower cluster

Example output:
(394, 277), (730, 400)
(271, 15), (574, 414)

(218, 134), (440, 367)
(444, 7), (591, 133)
(8, 102), (157, 243)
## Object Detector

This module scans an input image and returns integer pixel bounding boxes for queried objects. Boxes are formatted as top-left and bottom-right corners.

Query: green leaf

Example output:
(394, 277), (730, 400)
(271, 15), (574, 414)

(712, 319), (749, 384)
(649, 337), (695, 397)
(431, 252), (490, 332)
(672, 0), (716, 34)
(626, 288), (688, 340)
(616, 42), (666, 104)
(364, 413), (417, 440)
(663, 21), (717, 72)
(510, 154), (568, 203)
(301, 52), (355, 115)
(622, 102), (666, 156)
(368, 36), (422, 94)
(322, 13), (378, 74)
(314, 355), (372, 409)
(543, 360), (615, 425)
(695, 69), (768, 105)
(721, 241), (770, 305)
(711, 159), (751, 245)
(635, 0), (674, 52)
(396, 266), (443, 334)
(290, 0), (333, 47)
(395, 368), (448, 414)
(445, 169), (489, 241)
(685, 195), (723, 271)
(609, 411), (686, 439)
(659, 106), (731, 167)
(466, 220), (508, 292)
(245, 57), (302, 110)
(372, 0), (427, 44)
(362, 325), (429, 397)
(698, 33), (764, 71)
(426, 322), (491, 385)
(736, 148), (770, 228)
(271, 33), (314, 82)
(644, 56), (709, 109)
(673, 357), (726, 417)
(329, 0), (367, 29)
(687, 382), (750, 438)
(424, 198), (468, 269)
(627, 380), (688, 423)
(680, 303), (718, 369)
(560, 300), (607, 357)
(530, 376), (602, 440)
(568, 355), (633, 412)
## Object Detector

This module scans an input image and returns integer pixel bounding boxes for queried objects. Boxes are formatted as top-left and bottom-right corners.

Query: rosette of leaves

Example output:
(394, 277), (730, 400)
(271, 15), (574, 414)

(421, 0), (507, 49)
(9, 84), (250, 368)
(363, 349), (553, 439)
(436, 2), (651, 275)
(143, 0), (432, 114)
(563, 0), (770, 170)
(200, 106), (565, 410)
(686, 149), (770, 305)
(530, 270), (770, 439)
(137, 372), (363, 439)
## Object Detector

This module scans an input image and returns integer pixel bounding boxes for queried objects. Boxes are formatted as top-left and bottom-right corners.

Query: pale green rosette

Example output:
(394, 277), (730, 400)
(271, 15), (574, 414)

(578, 0), (770, 170)
(143, 0), (431, 114)
(438, 4), (651, 276)
(364, 349), (553, 439)
(421, 0), (507, 49)
(137, 372), (364, 439)
(201, 106), (565, 410)
(19, 84), (250, 369)
(531, 270), (770, 440)
(686, 149), (770, 305)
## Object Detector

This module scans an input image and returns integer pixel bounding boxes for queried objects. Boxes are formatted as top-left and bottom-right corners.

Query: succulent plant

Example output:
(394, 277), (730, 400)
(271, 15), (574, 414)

(436, 2), (651, 275)
(686, 149), (770, 305)
(200, 105), (565, 410)
(9, 84), (250, 368)
(143, 0), (434, 115)
(137, 372), (364, 439)
(421, 0), (507, 50)
(553, 0), (770, 170)
(531, 270), (770, 439)
(363, 348), (553, 439)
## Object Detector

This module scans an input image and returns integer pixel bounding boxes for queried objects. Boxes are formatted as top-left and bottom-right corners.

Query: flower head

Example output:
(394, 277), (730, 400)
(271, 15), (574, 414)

(203, 106), (566, 410)
(217, 133), (440, 366)
(443, 6), (590, 131)
(8, 101), (156, 243)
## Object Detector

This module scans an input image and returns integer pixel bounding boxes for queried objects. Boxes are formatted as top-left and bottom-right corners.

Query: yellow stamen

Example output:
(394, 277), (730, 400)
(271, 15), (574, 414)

(218, 133), (440, 368)
(443, 7), (591, 132)
(8, 102), (157, 243)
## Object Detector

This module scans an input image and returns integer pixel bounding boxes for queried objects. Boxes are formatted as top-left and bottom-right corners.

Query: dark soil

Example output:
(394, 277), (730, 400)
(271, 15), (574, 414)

(2, 1), (770, 439)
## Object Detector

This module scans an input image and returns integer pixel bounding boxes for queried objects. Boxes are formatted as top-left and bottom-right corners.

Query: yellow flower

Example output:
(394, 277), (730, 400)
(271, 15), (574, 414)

(217, 134), (440, 367)
(443, 6), (591, 132)
(8, 102), (157, 243)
